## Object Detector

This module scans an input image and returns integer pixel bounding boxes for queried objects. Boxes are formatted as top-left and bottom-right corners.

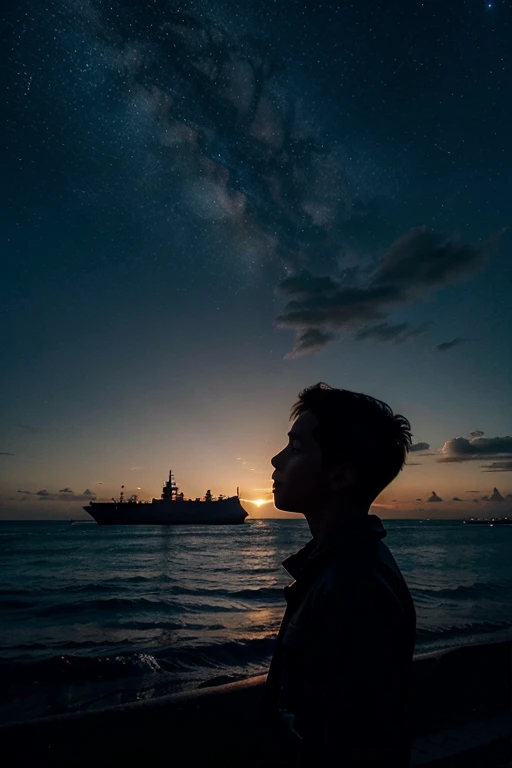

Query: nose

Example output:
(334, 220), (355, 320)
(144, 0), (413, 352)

(271, 447), (284, 470)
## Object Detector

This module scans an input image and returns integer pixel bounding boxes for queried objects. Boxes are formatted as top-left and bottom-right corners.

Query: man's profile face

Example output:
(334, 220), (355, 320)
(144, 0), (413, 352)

(271, 410), (328, 514)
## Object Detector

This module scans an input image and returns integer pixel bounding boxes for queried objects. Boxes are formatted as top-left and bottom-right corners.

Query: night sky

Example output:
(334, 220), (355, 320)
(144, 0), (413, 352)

(2, 0), (511, 520)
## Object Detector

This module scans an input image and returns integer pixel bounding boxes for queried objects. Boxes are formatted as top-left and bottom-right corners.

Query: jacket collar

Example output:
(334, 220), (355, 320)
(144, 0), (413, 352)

(282, 513), (387, 580)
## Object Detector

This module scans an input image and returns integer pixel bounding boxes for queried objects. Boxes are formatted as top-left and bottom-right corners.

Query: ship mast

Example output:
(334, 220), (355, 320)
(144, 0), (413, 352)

(161, 470), (178, 502)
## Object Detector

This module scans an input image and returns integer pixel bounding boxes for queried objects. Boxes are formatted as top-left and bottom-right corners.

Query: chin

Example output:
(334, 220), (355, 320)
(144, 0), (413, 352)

(273, 492), (305, 515)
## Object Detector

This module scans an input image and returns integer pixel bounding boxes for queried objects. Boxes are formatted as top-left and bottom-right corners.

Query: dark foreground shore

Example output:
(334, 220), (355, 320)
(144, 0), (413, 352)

(1, 638), (510, 767)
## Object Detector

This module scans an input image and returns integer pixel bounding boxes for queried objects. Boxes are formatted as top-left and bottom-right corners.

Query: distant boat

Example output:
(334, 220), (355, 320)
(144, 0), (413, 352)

(463, 517), (512, 525)
(84, 471), (248, 526)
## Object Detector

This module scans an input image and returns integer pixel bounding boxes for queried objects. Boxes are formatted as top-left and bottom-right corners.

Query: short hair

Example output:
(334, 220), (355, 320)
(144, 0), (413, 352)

(290, 382), (413, 504)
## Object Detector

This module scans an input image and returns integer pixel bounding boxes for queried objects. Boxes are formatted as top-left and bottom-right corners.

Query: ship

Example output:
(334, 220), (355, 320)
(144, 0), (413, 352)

(84, 471), (248, 525)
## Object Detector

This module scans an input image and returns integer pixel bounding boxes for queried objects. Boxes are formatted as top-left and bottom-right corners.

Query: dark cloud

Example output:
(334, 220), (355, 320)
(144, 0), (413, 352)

(16, 424), (42, 434)
(31, 3), (505, 359)
(438, 435), (512, 466)
(0, 452), (14, 456)
(275, 227), (500, 356)
(16, 487), (97, 502)
(405, 462), (422, 466)
(489, 487), (505, 502)
(427, 491), (442, 502)
(480, 460), (512, 472)
(371, 227), (494, 291)
(410, 442), (430, 452)
(276, 280), (405, 335)
(433, 337), (470, 352)
(452, 497), (462, 501)
(285, 327), (336, 359)
(470, 430), (485, 438)
(355, 321), (431, 345)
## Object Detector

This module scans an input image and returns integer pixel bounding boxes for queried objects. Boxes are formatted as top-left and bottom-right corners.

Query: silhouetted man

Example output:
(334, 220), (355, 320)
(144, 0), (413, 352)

(261, 383), (416, 766)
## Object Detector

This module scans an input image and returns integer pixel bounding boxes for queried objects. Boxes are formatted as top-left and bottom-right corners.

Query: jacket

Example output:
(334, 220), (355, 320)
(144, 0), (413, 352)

(260, 513), (416, 766)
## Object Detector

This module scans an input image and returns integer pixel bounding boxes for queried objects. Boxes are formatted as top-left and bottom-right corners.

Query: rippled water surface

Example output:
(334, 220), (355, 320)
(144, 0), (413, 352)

(1, 518), (511, 723)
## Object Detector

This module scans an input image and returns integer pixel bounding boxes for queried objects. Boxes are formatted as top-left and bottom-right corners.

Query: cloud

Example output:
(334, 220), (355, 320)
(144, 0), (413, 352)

(405, 462), (422, 466)
(427, 491), (443, 502)
(275, 227), (501, 356)
(34, 4), (506, 360)
(355, 321), (431, 345)
(16, 487), (97, 502)
(130, 467), (143, 471)
(285, 328), (336, 359)
(0, 452), (14, 456)
(480, 460), (512, 473)
(470, 430), (485, 438)
(433, 337), (470, 352)
(372, 227), (494, 290)
(452, 497), (462, 501)
(410, 442), (430, 452)
(438, 435), (512, 470)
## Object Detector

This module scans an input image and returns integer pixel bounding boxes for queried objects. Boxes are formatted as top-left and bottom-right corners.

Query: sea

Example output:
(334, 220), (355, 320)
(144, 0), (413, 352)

(1, 518), (512, 726)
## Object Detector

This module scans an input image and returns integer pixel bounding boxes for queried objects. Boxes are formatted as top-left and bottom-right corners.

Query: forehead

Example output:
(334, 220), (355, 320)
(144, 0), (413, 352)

(289, 410), (319, 441)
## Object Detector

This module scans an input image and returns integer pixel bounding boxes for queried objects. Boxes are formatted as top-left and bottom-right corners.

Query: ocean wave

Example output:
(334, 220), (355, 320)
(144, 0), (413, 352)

(0, 652), (162, 685)
(31, 595), (253, 618)
(416, 619), (512, 642)
(412, 580), (512, 602)
(0, 636), (278, 687)
(33, 597), (178, 617)
(0, 599), (36, 610)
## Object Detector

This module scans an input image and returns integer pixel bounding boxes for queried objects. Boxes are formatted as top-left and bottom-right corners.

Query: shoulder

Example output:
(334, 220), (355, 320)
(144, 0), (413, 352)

(309, 547), (405, 625)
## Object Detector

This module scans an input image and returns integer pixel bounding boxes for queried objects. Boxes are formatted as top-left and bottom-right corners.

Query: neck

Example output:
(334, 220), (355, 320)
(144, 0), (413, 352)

(304, 496), (370, 544)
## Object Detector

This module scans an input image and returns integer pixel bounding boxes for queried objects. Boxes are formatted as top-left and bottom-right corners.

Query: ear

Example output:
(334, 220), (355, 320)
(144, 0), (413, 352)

(329, 462), (357, 492)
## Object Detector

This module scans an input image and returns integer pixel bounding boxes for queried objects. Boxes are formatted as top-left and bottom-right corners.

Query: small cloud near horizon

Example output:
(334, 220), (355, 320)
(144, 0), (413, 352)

(438, 433), (512, 472)
(15, 487), (97, 502)
(410, 442), (430, 452)
(433, 337), (470, 352)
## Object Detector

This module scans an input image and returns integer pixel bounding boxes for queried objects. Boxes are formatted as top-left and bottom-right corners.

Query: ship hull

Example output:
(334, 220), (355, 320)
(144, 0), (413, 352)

(84, 496), (248, 525)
